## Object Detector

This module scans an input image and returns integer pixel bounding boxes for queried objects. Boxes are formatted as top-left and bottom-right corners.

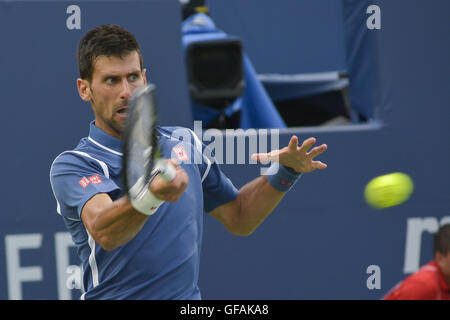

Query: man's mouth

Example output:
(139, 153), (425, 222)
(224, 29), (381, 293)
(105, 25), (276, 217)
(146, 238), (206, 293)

(116, 107), (128, 115)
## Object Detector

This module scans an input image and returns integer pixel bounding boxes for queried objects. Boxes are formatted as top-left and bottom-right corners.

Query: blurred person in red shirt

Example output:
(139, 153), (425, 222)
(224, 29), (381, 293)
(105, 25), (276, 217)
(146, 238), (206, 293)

(384, 224), (450, 300)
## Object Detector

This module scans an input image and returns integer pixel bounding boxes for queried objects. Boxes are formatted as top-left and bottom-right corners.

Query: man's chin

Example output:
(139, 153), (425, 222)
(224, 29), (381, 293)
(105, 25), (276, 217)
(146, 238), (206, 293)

(116, 111), (128, 122)
(108, 120), (125, 138)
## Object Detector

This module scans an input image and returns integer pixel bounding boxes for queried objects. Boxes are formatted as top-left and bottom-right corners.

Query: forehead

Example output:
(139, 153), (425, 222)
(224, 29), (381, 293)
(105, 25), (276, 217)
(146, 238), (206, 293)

(92, 51), (141, 78)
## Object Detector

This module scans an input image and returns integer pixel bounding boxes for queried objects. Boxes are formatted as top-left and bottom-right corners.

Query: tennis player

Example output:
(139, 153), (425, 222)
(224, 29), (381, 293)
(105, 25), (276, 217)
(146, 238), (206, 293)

(50, 25), (328, 299)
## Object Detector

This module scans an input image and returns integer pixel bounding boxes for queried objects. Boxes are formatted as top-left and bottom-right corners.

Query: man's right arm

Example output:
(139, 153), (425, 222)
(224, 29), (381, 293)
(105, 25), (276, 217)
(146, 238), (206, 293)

(82, 194), (149, 251)
(82, 162), (188, 251)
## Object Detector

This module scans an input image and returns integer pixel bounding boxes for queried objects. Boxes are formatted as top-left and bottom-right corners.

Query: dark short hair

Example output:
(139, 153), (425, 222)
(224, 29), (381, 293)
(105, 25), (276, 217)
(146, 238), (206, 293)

(433, 224), (450, 255)
(77, 24), (143, 82)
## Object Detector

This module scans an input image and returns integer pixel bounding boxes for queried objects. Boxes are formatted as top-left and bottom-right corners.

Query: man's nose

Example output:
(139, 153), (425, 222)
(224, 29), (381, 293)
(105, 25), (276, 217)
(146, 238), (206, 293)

(120, 79), (132, 101)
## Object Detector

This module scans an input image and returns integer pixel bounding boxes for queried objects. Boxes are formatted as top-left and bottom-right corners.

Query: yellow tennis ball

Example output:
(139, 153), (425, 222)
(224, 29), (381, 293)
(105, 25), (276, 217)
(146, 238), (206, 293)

(364, 172), (414, 209)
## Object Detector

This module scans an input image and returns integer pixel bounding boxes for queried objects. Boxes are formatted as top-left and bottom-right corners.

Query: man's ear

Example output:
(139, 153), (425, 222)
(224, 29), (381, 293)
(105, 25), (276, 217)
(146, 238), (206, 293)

(436, 251), (445, 264)
(77, 78), (92, 102)
(435, 251), (449, 273)
(142, 68), (147, 85)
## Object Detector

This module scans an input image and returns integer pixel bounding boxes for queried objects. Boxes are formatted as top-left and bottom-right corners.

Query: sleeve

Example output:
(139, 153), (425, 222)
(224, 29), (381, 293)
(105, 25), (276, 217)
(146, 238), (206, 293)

(50, 152), (121, 220)
(202, 159), (239, 212)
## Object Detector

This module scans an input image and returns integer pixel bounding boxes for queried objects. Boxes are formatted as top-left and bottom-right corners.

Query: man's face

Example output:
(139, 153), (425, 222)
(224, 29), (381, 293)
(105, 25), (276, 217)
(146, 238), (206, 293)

(436, 251), (450, 284)
(77, 51), (146, 138)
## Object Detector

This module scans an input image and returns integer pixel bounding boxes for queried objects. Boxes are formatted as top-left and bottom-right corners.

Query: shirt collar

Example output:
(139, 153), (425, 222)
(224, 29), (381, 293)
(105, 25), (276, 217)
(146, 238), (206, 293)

(88, 120), (123, 156)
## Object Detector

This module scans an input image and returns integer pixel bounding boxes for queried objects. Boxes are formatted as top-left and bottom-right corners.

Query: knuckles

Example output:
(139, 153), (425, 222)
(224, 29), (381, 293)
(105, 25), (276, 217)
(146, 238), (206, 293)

(150, 167), (188, 202)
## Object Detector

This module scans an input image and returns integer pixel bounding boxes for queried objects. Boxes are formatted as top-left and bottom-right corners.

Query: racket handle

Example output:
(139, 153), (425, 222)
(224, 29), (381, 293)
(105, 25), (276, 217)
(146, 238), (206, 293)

(155, 159), (176, 182)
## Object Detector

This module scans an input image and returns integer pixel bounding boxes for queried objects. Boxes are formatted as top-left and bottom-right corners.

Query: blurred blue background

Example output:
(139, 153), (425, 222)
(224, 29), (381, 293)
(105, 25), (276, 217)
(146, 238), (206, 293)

(0, 0), (449, 299)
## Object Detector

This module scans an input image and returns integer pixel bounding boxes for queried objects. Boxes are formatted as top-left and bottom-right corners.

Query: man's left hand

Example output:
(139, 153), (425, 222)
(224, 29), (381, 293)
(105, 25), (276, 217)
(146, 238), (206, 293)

(251, 136), (327, 173)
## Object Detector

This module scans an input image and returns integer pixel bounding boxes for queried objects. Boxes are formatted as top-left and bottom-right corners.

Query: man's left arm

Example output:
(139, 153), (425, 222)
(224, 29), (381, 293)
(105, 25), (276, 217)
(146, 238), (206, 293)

(209, 135), (327, 236)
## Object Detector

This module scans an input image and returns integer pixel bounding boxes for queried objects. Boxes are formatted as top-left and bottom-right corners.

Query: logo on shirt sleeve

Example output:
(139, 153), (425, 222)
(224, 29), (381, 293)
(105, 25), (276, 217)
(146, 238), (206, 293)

(79, 177), (90, 189)
(172, 146), (189, 161)
(78, 175), (103, 188)
(89, 174), (103, 184)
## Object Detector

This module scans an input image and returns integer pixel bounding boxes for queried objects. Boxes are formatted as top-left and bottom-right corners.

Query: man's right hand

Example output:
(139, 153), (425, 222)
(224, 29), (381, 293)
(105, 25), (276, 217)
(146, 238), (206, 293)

(150, 159), (188, 202)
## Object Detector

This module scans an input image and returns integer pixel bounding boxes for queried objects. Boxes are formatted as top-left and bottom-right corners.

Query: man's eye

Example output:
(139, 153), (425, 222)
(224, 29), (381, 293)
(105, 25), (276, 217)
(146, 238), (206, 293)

(129, 74), (138, 81)
(105, 77), (116, 84)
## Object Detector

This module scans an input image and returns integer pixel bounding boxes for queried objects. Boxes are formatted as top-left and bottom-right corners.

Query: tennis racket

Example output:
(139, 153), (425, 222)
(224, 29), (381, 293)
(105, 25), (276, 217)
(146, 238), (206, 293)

(122, 84), (176, 207)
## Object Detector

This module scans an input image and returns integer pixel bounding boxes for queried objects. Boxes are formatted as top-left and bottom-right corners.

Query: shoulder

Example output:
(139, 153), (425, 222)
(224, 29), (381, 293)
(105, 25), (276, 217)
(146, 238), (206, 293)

(50, 138), (89, 166)
(51, 149), (94, 169)
(385, 264), (440, 300)
(413, 261), (440, 283)
(157, 126), (203, 151)
(50, 145), (110, 179)
(158, 126), (201, 143)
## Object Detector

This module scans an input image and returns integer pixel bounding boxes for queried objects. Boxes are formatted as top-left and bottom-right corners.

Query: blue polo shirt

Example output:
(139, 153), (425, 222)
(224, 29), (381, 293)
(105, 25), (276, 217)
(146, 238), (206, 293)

(50, 121), (238, 300)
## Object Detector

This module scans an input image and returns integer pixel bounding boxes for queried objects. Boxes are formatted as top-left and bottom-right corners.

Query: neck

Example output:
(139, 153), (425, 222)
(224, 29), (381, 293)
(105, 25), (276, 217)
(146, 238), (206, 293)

(94, 119), (122, 139)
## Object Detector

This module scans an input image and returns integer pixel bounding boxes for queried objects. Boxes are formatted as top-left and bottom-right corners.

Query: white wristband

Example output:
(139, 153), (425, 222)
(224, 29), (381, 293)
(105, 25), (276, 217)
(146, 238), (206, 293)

(130, 188), (165, 216)
(129, 175), (165, 216)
